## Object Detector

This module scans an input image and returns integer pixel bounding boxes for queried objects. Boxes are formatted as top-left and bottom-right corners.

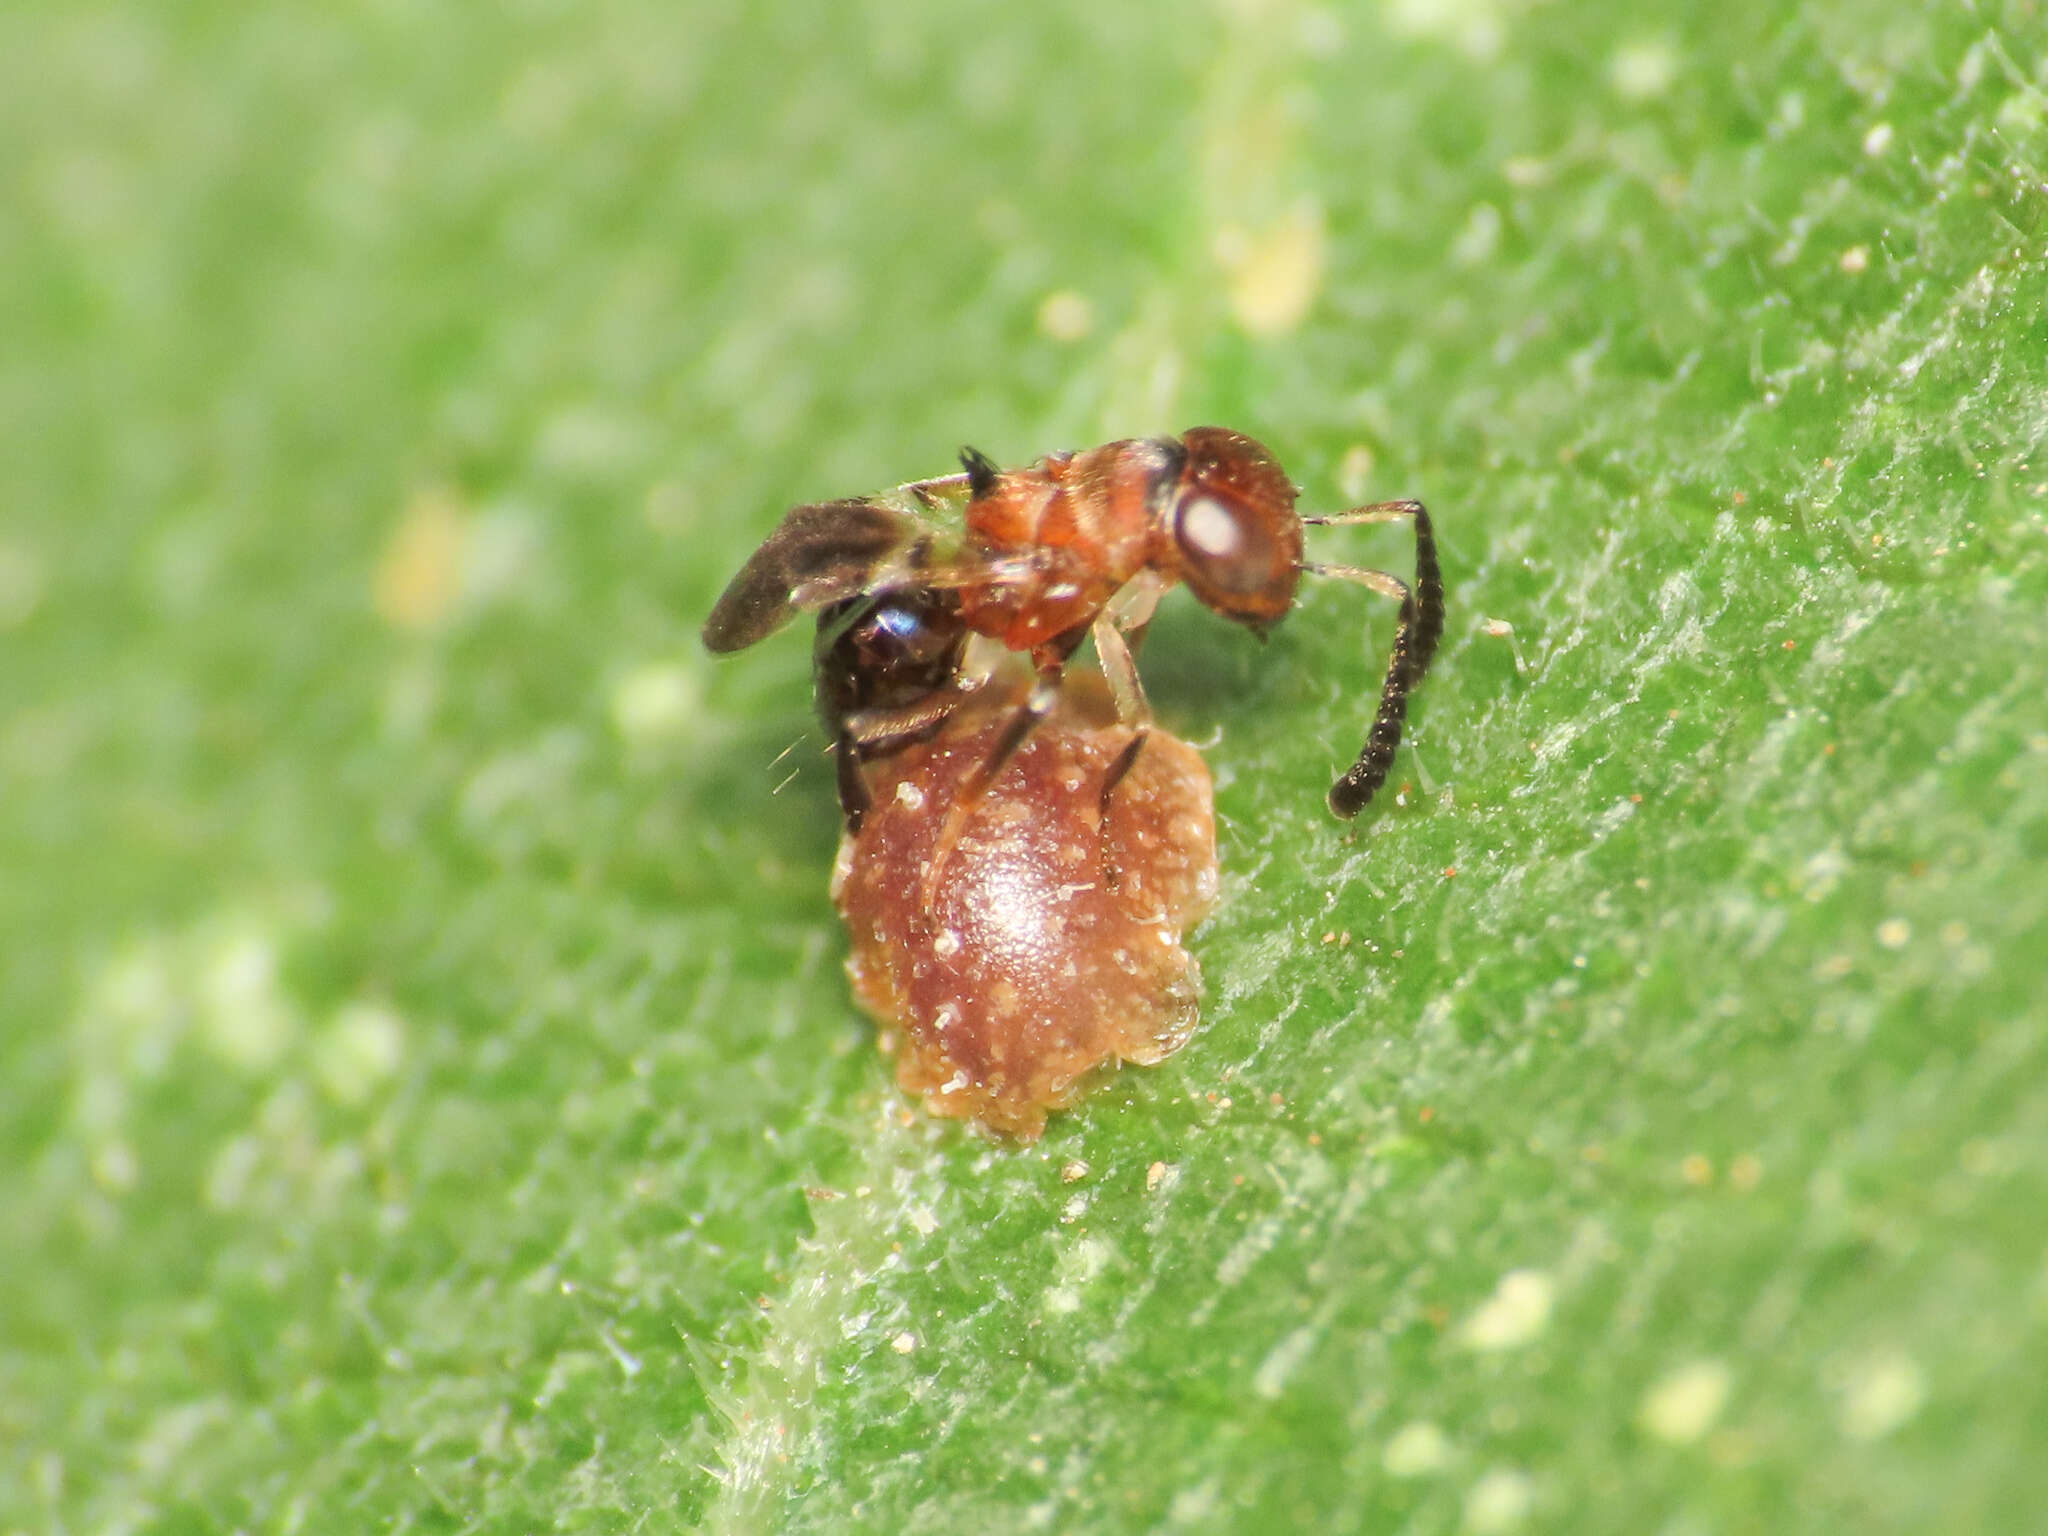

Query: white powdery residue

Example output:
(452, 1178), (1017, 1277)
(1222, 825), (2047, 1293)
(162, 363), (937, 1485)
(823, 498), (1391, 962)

(1459, 1269), (1555, 1352)
(1385, 0), (1507, 60)
(1383, 1420), (1454, 1477)
(1166, 1477), (1222, 1525)
(459, 505), (545, 610)
(1214, 1213), (1285, 1289)
(1337, 444), (1377, 502)
(133, 1399), (230, 1482)
(1839, 1351), (1926, 1440)
(1061, 1234), (1113, 1283)
(1464, 1468), (1534, 1533)
(1045, 1233), (1113, 1316)
(78, 939), (183, 1084)
(1590, 797), (1638, 839)
(1251, 1326), (1318, 1400)
(1450, 202), (1502, 267)
(459, 729), (587, 833)
(1610, 40), (1677, 101)
(1637, 1359), (1733, 1444)
(197, 926), (296, 1071)
(609, 662), (701, 748)
(536, 405), (645, 478)
(313, 1001), (406, 1106)
(90, 1138), (137, 1194)
(1809, 602), (1879, 666)
(1531, 720), (1582, 769)
(204, 1134), (263, 1212)
(1036, 289), (1095, 342)
(1799, 845), (1850, 901)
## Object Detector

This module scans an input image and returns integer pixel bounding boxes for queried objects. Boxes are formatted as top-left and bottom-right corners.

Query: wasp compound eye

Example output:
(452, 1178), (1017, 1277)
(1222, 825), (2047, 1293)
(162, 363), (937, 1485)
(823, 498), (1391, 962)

(1171, 490), (1303, 631)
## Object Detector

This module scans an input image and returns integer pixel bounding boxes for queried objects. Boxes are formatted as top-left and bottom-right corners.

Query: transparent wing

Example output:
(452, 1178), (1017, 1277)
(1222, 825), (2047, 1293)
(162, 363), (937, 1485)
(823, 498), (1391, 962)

(702, 472), (1049, 654)
(702, 498), (931, 653)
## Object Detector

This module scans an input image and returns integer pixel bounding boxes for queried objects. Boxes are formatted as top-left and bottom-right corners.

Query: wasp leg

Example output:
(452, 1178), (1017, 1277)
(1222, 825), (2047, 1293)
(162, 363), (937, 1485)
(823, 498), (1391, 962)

(831, 729), (873, 833)
(1301, 499), (1444, 818)
(918, 667), (1063, 909)
(832, 686), (980, 833)
(842, 690), (971, 752)
(1089, 603), (1160, 889)
(1095, 573), (1163, 776)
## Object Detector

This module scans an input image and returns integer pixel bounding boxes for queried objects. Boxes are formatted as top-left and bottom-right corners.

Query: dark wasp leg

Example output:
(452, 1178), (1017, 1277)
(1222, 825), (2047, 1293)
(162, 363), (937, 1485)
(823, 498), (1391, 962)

(1089, 605), (1158, 887)
(1301, 500), (1444, 818)
(917, 665), (1065, 908)
(833, 730), (873, 833)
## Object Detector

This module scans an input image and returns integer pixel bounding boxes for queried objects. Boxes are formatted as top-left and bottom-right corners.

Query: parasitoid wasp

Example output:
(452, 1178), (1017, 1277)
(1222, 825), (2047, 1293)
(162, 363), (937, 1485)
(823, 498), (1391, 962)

(703, 426), (1444, 849)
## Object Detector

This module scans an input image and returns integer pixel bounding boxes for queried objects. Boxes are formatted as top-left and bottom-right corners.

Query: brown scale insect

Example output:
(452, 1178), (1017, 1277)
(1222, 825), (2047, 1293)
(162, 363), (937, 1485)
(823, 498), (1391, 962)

(703, 427), (1445, 882)
(831, 673), (1217, 1138)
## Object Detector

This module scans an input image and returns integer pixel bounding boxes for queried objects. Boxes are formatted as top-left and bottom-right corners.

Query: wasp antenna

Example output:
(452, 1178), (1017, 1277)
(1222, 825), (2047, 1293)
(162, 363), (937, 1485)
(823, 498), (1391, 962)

(959, 446), (1000, 500)
(1314, 501), (1443, 818)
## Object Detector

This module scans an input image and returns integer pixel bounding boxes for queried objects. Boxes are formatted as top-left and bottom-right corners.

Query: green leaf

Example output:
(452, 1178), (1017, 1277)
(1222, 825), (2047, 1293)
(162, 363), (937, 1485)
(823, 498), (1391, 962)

(5, 1), (2044, 1532)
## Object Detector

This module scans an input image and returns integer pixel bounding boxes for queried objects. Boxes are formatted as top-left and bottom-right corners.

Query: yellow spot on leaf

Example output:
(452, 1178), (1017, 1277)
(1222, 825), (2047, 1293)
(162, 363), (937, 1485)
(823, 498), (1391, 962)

(1221, 199), (1326, 338)
(375, 487), (470, 630)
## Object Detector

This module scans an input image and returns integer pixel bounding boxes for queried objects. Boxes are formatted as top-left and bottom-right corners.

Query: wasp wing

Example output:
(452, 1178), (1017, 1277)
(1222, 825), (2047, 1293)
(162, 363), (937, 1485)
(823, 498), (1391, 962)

(702, 498), (931, 653)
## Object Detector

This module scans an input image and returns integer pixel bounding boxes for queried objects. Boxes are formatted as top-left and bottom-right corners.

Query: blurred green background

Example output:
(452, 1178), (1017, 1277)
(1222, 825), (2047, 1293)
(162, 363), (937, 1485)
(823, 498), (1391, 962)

(5, 0), (2046, 1530)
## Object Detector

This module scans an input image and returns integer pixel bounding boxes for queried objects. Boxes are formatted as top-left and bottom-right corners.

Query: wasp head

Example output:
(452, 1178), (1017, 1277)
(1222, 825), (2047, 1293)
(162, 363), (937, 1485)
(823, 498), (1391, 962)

(1164, 427), (1305, 635)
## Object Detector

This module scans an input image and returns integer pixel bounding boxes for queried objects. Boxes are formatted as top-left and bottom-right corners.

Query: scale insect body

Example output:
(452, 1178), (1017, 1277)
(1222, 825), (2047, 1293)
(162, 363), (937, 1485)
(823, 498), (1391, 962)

(703, 426), (1444, 844)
